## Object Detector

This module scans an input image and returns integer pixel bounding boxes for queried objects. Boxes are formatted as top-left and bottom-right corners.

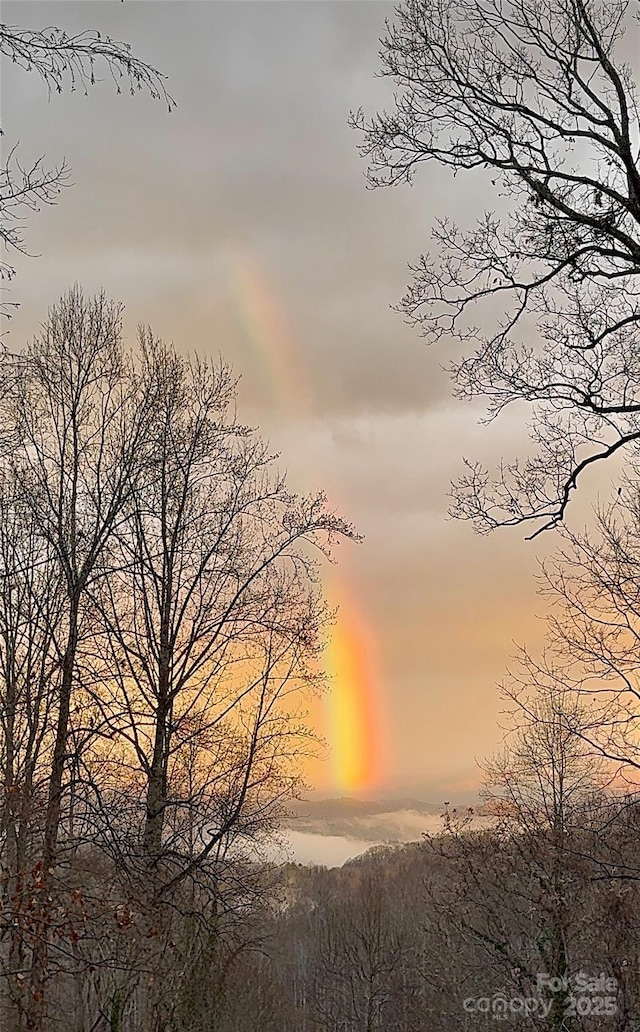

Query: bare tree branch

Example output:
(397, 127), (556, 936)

(353, 0), (640, 533)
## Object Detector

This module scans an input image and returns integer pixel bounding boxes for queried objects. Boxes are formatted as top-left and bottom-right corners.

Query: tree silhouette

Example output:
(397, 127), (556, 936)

(354, 0), (640, 535)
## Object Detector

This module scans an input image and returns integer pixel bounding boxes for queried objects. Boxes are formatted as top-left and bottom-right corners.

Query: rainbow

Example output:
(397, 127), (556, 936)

(227, 253), (310, 421)
(226, 250), (383, 794)
(322, 569), (381, 792)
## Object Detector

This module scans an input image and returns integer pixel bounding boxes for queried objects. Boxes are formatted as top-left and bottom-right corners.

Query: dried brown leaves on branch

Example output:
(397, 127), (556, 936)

(353, 0), (640, 535)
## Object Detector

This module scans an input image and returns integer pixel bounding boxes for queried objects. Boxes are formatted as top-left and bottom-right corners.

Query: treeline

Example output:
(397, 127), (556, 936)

(222, 475), (640, 1031)
(0, 287), (355, 1031)
(218, 740), (640, 1031)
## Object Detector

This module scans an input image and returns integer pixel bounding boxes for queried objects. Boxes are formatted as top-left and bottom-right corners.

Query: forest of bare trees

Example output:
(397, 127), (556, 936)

(207, 665), (640, 1030)
(0, 286), (355, 1029)
(3, 0), (640, 1029)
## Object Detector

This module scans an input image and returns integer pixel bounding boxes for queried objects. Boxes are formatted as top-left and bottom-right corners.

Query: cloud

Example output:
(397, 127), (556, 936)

(3, 0), (564, 800)
(3, 0), (450, 419)
(278, 831), (382, 869)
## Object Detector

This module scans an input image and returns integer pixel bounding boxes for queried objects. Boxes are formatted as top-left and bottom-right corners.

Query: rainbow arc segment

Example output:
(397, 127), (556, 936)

(226, 251), (383, 793)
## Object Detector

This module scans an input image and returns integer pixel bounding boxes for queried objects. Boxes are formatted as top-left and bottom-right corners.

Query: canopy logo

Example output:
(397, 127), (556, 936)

(463, 972), (618, 1021)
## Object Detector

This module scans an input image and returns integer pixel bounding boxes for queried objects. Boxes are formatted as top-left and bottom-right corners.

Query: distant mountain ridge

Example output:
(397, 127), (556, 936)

(286, 796), (444, 820)
(283, 796), (451, 844)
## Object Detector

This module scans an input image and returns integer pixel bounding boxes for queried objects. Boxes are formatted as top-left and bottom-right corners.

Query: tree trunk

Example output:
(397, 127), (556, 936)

(27, 608), (78, 1029)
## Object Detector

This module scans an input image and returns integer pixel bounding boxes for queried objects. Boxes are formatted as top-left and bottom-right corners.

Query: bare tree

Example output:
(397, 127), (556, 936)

(312, 869), (412, 1032)
(0, 19), (173, 309)
(84, 334), (357, 1030)
(353, 0), (640, 535)
(524, 475), (640, 793)
(0, 471), (64, 1030)
(6, 287), (154, 1027)
(422, 679), (630, 1029)
(214, 853), (430, 1032)
(0, 287), (359, 1029)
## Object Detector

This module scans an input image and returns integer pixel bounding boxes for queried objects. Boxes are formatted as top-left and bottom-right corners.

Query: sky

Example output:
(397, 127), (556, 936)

(2, 0), (588, 803)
